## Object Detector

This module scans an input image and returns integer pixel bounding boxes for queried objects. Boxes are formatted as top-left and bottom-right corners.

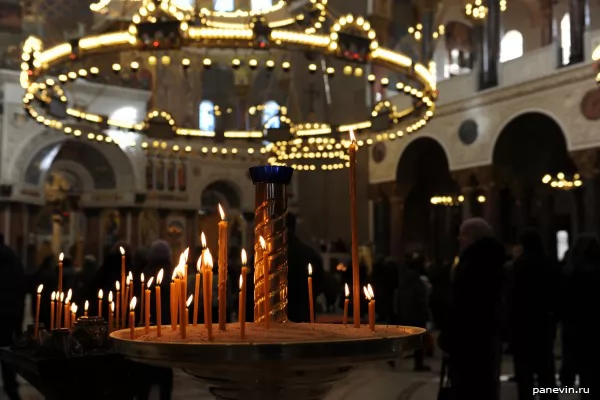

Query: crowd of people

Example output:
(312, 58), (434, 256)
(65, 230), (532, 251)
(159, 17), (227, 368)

(1, 215), (600, 400)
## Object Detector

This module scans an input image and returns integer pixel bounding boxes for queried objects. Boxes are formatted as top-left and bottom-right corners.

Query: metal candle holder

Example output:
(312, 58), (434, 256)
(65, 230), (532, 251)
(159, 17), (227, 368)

(249, 166), (293, 324)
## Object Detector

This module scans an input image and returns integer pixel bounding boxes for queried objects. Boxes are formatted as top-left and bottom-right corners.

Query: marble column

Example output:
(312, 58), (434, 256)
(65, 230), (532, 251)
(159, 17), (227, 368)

(568, 0), (588, 64)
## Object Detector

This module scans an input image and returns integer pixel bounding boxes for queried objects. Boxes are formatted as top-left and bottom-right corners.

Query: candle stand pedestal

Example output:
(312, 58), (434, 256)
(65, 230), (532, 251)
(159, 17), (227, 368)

(112, 323), (425, 400)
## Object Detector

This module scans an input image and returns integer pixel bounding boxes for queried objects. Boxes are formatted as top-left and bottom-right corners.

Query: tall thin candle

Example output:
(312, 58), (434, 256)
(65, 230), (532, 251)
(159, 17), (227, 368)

(119, 246), (126, 330)
(109, 302), (114, 332)
(238, 274), (245, 339)
(50, 292), (55, 331)
(348, 130), (361, 328)
(218, 204), (228, 331)
(139, 273), (145, 325)
(183, 295), (192, 339)
(259, 236), (269, 328)
(145, 277), (154, 334)
(156, 269), (164, 337)
(308, 264), (314, 324)
(343, 284), (350, 326)
(57, 292), (64, 329)
(115, 281), (121, 330)
(64, 289), (72, 329)
(125, 275), (131, 327)
(128, 271), (134, 308)
(193, 255), (201, 327)
(171, 270), (177, 331)
(84, 300), (89, 317)
(203, 249), (214, 340)
(129, 297), (137, 340)
(182, 247), (189, 307)
(240, 249), (248, 332)
(364, 285), (375, 331)
(34, 284), (43, 338)
(98, 289), (103, 318)
(70, 303), (78, 328)
(58, 252), (64, 295)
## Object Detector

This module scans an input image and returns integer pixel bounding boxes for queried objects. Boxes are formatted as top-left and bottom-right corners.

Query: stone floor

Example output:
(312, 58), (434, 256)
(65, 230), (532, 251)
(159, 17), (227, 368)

(1, 352), (584, 400)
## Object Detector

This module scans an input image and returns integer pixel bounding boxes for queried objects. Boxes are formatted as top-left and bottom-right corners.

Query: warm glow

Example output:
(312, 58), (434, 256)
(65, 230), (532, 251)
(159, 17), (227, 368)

(183, 247), (190, 264)
(111, 302), (115, 312)
(108, 291), (113, 302)
(130, 296), (137, 311)
(51, 291), (56, 301)
(219, 203), (226, 221)
(59, 253), (64, 262)
(345, 283), (350, 297)
(186, 295), (193, 308)
(259, 236), (266, 250)
(128, 271), (133, 282)
(85, 300), (89, 311)
(241, 249), (247, 266)
(119, 246), (125, 256)
(60, 292), (64, 302)
(367, 284), (375, 299)
(71, 303), (78, 314)
(147, 277), (154, 288)
(98, 289), (104, 300)
(349, 130), (356, 142)
(126, 275), (131, 285)
(116, 281), (120, 291)
(37, 284), (43, 294)
(203, 249), (214, 270)
(308, 263), (313, 276)
(363, 286), (371, 300)
(201, 232), (207, 249)
(196, 254), (202, 272)
(157, 269), (164, 285)
(141, 273), (145, 283)
(239, 274), (243, 289)
(172, 268), (178, 281)
(66, 289), (72, 303)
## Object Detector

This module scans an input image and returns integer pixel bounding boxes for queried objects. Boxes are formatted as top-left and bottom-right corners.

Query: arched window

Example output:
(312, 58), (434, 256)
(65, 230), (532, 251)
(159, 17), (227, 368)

(262, 101), (280, 129)
(500, 30), (523, 62)
(214, 0), (235, 11)
(251, 0), (273, 11)
(561, 13), (571, 65)
(199, 100), (216, 131)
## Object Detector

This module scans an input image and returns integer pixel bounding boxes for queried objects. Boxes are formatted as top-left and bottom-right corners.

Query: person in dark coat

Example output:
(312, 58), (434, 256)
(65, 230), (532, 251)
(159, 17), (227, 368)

(561, 235), (600, 399)
(508, 229), (559, 399)
(0, 233), (26, 400)
(440, 218), (505, 400)
(395, 255), (430, 371)
(287, 213), (325, 322)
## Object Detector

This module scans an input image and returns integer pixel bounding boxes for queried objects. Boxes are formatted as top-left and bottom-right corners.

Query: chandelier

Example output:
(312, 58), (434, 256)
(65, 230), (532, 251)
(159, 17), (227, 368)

(20, 0), (437, 170)
(464, 0), (507, 20)
(430, 195), (464, 206)
(542, 173), (583, 190)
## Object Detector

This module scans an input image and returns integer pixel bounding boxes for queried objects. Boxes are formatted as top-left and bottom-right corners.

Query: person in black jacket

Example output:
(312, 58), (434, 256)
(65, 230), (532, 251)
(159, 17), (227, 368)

(508, 229), (559, 399)
(440, 218), (505, 400)
(0, 234), (25, 400)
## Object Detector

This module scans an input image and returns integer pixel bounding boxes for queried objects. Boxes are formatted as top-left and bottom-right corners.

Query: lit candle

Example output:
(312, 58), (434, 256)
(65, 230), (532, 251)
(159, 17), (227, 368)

(139, 273), (145, 325)
(98, 289), (103, 318)
(57, 292), (64, 329)
(182, 247), (189, 306)
(259, 236), (269, 329)
(115, 281), (121, 330)
(193, 255), (201, 327)
(240, 250), (248, 335)
(179, 265), (186, 337)
(119, 246), (126, 330)
(129, 297), (137, 340)
(238, 274), (245, 339)
(58, 252), (64, 295)
(183, 295), (192, 339)
(308, 264), (314, 324)
(71, 303), (78, 328)
(171, 269), (177, 331)
(128, 271), (134, 308)
(84, 300), (89, 317)
(217, 204), (228, 331)
(145, 277), (154, 334)
(34, 284), (43, 338)
(203, 249), (214, 340)
(363, 284), (375, 331)
(348, 131), (361, 328)
(156, 269), (164, 337)
(125, 274), (131, 327)
(64, 289), (72, 329)
(50, 291), (55, 331)
(109, 302), (114, 333)
(343, 284), (350, 326)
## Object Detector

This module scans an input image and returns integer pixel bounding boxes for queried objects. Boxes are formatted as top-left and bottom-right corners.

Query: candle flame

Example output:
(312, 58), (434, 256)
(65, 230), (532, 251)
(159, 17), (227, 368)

(157, 269), (164, 285)
(98, 289), (103, 299)
(178, 251), (188, 270)
(130, 296), (137, 311)
(111, 302), (115, 312)
(116, 281), (120, 291)
(119, 246), (125, 255)
(59, 252), (64, 262)
(349, 130), (356, 142)
(128, 271), (133, 281)
(186, 294), (193, 308)
(51, 291), (56, 301)
(71, 303), (78, 314)
(183, 247), (190, 264)
(147, 276), (154, 288)
(60, 292), (64, 302)
(66, 289), (72, 303)
(172, 268), (178, 281)
(308, 263), (312, 276)
(345, 283), (350, 298)
(363, 286), (371, 301)
(201, 232), (207, 249)
(218, 203), (226, 221)
(196, 255), (202, 272)
(37, 284), (43, 294)
(203, 249), (213, 270)
(241, 249), (247, 266)
(259, 236), (266, 250)
(85, 300), (89, 311)
(239, 274), (243, 290)
(367, 284), (374, 299)
(108, 291), (113, 303)
(141, 273), (145, 283)
(126, 275), (131, 285)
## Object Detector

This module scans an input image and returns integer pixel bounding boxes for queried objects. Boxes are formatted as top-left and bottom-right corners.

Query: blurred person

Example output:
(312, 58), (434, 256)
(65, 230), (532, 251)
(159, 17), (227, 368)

(0, 233), (26, 400)
(508, 229), (559, 399)
(561, 235), (600, 398)
(439, 218), (505, 400)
